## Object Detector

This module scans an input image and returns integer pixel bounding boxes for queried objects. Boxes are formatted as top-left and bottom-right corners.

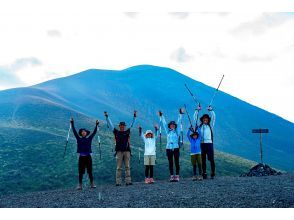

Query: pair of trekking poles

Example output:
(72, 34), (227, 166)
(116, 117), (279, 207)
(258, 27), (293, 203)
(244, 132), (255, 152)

(63, 119), (102, 160)
(184, 74), (224, 131)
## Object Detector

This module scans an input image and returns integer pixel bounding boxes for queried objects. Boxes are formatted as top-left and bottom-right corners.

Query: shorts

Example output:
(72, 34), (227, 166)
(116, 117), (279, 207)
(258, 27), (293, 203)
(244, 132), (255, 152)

(144, 155), (156, 166)
(191, 154), (202, 166)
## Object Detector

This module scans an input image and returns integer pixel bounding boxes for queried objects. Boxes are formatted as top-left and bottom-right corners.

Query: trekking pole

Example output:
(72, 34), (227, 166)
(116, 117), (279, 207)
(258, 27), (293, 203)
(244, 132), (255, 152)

(63, 120), (72, 158)
(179, 108), (184, 151)
(138, 126), (142, 164)
(184, 104), (194, 132)
(97, 126), (102, 160)
(104, 111), (109, 129)
(159, 111), (163, 153)
(185, 83), (200, 105)
(104, 111), (114, 153)
(208, 74), (225, 107)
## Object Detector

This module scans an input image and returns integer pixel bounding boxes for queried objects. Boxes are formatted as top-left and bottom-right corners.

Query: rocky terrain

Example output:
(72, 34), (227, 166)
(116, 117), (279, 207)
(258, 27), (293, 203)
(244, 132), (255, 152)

(0, 174), (293, 208)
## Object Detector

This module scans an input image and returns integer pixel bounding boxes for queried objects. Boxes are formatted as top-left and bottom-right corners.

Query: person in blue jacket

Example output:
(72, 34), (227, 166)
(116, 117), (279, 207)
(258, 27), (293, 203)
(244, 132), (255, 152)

(70, 118), (99, 190)
(158, 109), (184, 182)
(187, 126), (203, 181)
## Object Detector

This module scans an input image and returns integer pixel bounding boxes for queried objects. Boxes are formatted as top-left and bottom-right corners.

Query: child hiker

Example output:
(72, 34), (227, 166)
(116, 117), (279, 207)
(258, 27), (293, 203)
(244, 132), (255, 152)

(195, 106), (216, 179)
(70, 118), (99, 190)
(158, 109), (184, 182)
(104, 111), (137, 186)
(187, 126), (203, 181)
(138, 125), (159, 184)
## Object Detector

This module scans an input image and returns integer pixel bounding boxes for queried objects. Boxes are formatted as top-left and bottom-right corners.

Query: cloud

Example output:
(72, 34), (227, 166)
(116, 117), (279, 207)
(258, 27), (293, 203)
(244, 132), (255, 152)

(230, 13), (294, 36)
(47, 30), (62, 37)
(170, 47), (193, 63)
(237, 54), (275, 62)
(169, 12), (190, 19)
(0, 67), (22, 88)
(0, 57), (43, 89)
(124, 12), (139, 18)
(8, 57), (42, 72)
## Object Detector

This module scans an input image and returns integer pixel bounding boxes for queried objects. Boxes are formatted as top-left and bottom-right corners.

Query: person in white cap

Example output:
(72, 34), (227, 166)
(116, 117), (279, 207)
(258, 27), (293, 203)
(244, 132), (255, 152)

(138, 125), (159, 184)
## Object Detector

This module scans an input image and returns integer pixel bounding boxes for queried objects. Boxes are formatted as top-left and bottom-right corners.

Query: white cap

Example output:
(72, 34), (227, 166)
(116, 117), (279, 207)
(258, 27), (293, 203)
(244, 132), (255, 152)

(145, 130), (153, 136)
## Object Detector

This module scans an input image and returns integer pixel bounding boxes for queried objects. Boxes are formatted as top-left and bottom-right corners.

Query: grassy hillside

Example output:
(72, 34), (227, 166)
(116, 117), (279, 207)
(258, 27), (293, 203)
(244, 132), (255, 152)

(0, 118), (256, 195)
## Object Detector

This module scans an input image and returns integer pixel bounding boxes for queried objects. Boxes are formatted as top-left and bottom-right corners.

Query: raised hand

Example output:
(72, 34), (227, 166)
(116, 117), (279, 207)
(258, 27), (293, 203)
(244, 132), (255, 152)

(158, 110), (163, 116)
(196, 104), (202, 111)
(179, 108), (184, 114)
(70, 118), (74, 123)
(96, 120), (99, 126)
(104, 111), (108, 117)
(207, 106), (213, 111)
(134, 110), (137, 118)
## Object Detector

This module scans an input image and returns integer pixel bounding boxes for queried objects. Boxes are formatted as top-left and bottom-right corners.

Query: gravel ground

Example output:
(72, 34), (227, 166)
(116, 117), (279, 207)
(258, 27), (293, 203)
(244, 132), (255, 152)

(0, 174), (293, 208)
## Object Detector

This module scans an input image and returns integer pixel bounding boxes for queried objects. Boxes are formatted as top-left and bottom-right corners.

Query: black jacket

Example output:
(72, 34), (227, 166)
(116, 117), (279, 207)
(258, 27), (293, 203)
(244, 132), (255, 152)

(72, 122), (98, 154)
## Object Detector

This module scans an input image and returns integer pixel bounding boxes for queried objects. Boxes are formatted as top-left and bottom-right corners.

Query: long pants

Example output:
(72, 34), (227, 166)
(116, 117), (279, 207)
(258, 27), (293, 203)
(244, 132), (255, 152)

(116, 151), (132, 184)
(145, 165), (154, 178)
(78, 155), (93, 184)
(166, 148), (180, 175)
(191, 154), (202, 176)
(200, 143), (215, 176)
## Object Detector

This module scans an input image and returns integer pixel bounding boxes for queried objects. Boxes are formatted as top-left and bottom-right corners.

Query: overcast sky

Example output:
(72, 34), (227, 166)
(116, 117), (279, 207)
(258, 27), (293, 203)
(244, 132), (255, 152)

(0, 5), (293, 122)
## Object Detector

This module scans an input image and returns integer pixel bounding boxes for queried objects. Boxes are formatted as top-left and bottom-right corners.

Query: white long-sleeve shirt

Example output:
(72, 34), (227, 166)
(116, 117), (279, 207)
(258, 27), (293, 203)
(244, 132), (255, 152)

(194, 110), (216, 143)
(141, 130), (158, 155)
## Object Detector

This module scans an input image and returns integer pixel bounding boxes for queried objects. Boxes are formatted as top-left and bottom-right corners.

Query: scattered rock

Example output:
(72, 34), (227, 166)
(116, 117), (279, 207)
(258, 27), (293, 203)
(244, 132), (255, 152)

(240, 163), (282, 177)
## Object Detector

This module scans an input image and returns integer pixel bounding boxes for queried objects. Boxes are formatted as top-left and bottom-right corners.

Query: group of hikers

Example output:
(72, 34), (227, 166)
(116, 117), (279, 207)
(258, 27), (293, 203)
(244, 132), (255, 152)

(70, 106), (216, 190)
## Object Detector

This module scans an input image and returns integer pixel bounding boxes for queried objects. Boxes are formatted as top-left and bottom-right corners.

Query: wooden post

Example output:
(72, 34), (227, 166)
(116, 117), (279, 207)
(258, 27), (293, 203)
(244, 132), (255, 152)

(252, 129), (269, 164)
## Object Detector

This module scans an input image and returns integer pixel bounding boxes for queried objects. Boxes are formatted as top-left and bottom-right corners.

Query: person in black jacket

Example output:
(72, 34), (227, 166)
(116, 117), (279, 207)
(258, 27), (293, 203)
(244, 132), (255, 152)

(71, 118), (99, 190)
(104, 111), (137, 186)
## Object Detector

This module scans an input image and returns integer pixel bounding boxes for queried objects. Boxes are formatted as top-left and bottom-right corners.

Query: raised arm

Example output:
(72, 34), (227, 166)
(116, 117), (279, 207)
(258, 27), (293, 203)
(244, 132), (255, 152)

(70, 118), (79, 139)
(177, 109), (184, 134)
(138, 125), (145, 141)
(158, 111), (168, 134)
(154, 125), (159, 139)
(186, 127), (193, 141)
(208, 106), (216, 128)
(104, 112), (115, 131)
(193, 105), (202, 126)
(128, 110), (137, 129)
(89, 120), (99, 139)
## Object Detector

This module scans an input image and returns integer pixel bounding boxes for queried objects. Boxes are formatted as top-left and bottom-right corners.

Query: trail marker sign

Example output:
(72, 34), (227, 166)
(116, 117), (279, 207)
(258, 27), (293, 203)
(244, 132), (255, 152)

(252, 128), (269, 164)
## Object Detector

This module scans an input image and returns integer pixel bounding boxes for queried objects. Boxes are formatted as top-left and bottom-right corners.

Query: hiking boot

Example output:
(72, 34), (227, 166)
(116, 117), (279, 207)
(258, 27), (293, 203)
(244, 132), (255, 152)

(90, 182), (97, 188)
(76, 184), (82, 190)
(169, 175), (175, 182)
(192, 176), (197, 181)
(149, 178), (155, 184)
(211, 173), (216, 179)
(174, 175), (180, 182)
(197, 175), (203, 181)
(116, 183), (122, 187)
(126, 182), (133, 186)
(203, 173), (207, 179)
(145, 178), (150, 184)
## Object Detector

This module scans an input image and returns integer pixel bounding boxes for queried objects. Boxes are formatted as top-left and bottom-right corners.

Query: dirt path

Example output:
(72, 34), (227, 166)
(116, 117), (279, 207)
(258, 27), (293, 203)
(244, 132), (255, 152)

(1, 174), (293, 208)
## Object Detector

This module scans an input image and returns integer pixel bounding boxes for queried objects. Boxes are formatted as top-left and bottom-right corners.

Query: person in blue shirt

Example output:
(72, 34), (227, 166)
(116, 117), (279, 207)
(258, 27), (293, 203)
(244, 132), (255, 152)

(187, 126), (203, 181)
(158, 110), (183, 182)
(71, 118), (99, 190)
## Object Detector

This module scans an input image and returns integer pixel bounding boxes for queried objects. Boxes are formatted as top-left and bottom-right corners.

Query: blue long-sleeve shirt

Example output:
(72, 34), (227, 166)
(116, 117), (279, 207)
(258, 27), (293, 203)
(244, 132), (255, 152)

(187, 128), (201, 155)
(160, 114), (182, 150)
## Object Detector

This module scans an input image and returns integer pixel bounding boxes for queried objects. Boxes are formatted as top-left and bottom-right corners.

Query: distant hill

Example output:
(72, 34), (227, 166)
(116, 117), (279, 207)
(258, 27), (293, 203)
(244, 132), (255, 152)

(0, 65), (293, 194)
